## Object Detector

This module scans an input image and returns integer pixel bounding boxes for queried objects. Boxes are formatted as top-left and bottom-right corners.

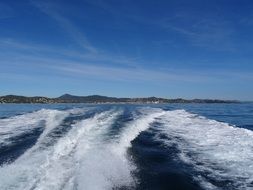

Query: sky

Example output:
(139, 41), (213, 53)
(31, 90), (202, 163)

(0, 0), (253, 100)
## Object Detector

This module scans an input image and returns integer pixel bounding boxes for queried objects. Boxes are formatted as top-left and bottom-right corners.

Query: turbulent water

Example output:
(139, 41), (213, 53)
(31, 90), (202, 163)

(0, 103), (252, 190)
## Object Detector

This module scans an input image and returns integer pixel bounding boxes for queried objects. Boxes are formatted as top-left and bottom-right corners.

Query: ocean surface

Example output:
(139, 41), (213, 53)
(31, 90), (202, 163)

(0, 103), (252, 190)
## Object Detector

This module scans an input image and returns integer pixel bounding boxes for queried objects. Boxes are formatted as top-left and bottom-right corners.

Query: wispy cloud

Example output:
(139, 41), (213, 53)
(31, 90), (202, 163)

(49, 62), (194, 83)
(88, 2), (236, 52)
(30, 0), (97, 53)
(1, 35), (252, 83)
(54, 62), (253, 83)
(160, 16), (236, 51)
(3, 52), (252, 84)
(0, 38), (140, 68)
(129, 12), (236, 51)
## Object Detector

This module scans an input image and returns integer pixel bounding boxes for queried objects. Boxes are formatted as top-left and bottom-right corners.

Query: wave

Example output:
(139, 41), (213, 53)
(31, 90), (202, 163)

(0, 109), (69, 147)
(2, 106), (252, 189)
(0, 107), (165, 190)
(0, 109), (121, 190)
(74, 107), (166, 190)
(157, 109), (253, 189)
(0, 107), (91, 149)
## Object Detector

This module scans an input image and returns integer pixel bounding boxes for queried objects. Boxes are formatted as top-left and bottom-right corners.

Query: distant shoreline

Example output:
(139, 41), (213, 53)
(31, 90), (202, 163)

(0, 94), (240, 104)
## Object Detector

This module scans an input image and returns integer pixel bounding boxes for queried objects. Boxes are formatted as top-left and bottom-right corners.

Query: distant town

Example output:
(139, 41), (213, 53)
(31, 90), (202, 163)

(0, 94), (239, 104)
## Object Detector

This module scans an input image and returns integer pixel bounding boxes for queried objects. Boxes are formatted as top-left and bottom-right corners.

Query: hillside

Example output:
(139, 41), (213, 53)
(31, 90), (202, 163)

(0, 94), (239, 104)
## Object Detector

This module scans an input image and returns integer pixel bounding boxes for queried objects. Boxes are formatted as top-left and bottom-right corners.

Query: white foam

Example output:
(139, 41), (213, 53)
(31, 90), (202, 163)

(37, 110), (122, 190)
(113, 107), (166, 156)
(0, 107), (167, 190)
(0, 108), (91, 148)
(68, 107), (90, 115)
(75, 108), (166, 190)
(0, 109), (120, 190)
(158, 109), (253, 189)
(0, 109), (69, 147)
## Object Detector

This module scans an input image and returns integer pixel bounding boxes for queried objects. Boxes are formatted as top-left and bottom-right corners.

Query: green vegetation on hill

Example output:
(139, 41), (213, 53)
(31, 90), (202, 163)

(0, 94), (239, 104)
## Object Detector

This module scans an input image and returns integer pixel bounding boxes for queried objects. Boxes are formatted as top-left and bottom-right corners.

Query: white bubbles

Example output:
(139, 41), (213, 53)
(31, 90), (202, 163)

(0, 109), (70, 190)
(3, 106), (252, 190)
(0, 109), (69, 147)
(158, 109), (253, 189)
(0, 107), (165, 190)
(0, 109), (122, 190)
(76, 108), (165, 190)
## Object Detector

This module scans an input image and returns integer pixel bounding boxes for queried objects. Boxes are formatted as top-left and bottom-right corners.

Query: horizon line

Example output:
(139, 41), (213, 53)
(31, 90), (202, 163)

(0, 93), (245, 102)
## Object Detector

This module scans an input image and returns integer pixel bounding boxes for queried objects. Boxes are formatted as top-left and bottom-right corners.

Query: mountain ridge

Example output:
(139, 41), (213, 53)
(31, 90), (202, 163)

(0, 94), (239, 104)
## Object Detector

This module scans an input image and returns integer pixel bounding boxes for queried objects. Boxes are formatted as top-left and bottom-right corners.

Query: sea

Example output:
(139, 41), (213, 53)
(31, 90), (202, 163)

(0, 103), (252, 190)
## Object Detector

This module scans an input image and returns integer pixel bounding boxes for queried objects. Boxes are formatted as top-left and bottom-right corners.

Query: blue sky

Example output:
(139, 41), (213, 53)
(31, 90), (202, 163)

(0, 0), (253, 100)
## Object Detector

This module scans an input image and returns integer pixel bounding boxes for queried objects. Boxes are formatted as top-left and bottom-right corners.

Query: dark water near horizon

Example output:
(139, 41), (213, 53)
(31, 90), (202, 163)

(0, 103), (252, 190)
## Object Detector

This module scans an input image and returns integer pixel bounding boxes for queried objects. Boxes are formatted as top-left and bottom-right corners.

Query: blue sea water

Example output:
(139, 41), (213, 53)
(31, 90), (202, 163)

(0, 103), (252, 190)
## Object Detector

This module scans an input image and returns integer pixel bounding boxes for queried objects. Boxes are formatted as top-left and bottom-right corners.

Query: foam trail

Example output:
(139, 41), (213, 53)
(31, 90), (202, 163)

(32, 107), (93, 148)
(75, 107), (166, 190)
(114, 107), (166, 155)
(0, 109), (56, 146)
(0, 109), (120, 190)
(31, 110), (70, 146)
(158, 109), (253, 189)
(33, 109), (121, 190)
(0, 108), (89, 149)
(68, 107), (90, 116)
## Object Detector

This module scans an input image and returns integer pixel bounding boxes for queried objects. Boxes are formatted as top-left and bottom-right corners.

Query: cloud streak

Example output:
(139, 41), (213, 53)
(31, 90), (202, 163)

(31, 0), (97, 53)
(2, 52), (252, 84)
(161, 17), (236, 51)
(0, 38), (140, 68)
(88, 2), (236, 52)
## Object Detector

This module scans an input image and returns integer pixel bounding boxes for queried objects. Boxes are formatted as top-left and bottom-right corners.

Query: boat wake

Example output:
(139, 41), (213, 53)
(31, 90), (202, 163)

(0, 106), (252, 190)
(156, 109), (253, 190)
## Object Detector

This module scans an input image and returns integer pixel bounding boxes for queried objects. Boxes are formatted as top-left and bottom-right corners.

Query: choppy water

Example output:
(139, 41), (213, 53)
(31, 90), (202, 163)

(0, 103), (252, 190)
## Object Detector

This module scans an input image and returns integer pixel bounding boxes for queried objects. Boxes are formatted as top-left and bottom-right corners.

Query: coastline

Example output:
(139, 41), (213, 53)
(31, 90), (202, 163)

(0, 94), (240, 104)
